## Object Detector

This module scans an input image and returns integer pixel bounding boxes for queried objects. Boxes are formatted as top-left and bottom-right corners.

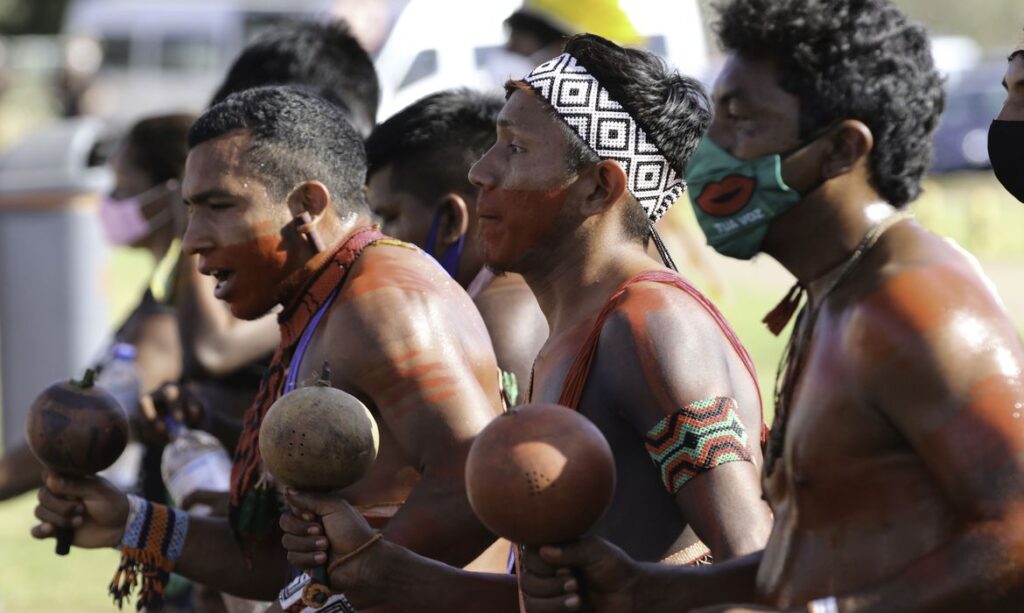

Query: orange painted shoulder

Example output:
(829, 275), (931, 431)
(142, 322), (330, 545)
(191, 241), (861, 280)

(342, 240), (454, 300)
(845, 231), (1012, 369)
(600, 275), (735, 367)
(857, 238), (1005, 337)
(613, 276), (718, 326)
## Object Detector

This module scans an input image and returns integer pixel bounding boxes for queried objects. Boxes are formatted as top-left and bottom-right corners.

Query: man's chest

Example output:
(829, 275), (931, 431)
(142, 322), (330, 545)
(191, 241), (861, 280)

(766, 321), (910, 503)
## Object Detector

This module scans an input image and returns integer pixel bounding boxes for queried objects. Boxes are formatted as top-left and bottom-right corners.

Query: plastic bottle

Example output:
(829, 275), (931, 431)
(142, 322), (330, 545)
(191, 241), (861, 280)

(160, 418), (232, 516)
(96, 343), (144, 491)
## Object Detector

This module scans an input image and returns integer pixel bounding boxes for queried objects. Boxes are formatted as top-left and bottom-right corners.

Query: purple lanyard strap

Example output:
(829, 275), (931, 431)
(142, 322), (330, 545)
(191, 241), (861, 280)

(284, 285), (342, 393)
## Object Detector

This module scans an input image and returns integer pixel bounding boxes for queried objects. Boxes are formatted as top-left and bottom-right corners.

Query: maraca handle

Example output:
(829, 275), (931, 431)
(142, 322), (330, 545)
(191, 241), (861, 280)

(56, 526), (73, 556)
(301, 566), (332, 608)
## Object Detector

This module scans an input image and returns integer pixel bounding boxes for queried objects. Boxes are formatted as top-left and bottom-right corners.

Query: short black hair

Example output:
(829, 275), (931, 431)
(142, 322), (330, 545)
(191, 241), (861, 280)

(125, 113), (196, 185)
(189, 86), (368, 216)
(511, 34), (711, 240)
(715, 0), (944, 208)
(365, 88), (502, 203)
(210, 19), (380, 137)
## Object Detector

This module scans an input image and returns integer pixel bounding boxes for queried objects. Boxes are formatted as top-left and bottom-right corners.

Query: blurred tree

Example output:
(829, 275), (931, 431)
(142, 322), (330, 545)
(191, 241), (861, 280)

(0, 0), (70, 35)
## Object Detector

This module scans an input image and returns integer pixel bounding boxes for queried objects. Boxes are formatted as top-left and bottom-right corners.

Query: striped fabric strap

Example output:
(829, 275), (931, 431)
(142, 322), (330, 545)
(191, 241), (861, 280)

(119, 494), (188, 562)
(644, 396), (753, 494)
(110, 495), (189, 610)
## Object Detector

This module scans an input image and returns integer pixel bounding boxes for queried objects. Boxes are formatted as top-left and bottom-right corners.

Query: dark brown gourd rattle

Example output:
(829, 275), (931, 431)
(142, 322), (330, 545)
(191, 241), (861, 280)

(25, 368), (129, 555)
(465, 403), (616, 547)
(259, 365), (379, 608)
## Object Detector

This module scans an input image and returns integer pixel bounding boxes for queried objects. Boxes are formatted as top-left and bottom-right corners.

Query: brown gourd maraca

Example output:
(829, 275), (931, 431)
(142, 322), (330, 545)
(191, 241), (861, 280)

(25, 368), (129, 555)
(259, 369), (379, 491)
(465, 403), (616, 547)
(258, 366), (379, 608)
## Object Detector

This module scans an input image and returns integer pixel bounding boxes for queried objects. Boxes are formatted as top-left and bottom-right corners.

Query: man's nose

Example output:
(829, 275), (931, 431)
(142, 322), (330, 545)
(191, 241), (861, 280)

(468, 149), (495, 190)
(181, 216), (213, 255)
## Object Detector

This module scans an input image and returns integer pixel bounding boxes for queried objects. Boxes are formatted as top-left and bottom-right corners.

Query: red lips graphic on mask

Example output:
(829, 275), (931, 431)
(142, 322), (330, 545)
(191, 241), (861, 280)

(695, 174), (756, 217)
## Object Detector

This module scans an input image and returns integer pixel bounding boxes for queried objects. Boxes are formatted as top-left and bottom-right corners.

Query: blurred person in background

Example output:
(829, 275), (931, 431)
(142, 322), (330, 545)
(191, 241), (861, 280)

(365, 88), (548, 407)
(0, 113), (193, 504)
(989, 30), (1024, 202)
(519, 1), (1024, 611)
(505, 0), (643, 65)
(141, 18), (383, 459)
(485, 0), (645, 89)
(209, 19), (379, 138)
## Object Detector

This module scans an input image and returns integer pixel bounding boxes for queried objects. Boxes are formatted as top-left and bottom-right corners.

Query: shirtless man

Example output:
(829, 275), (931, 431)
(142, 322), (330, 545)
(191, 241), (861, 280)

(365, 88), (548, 402)
(274, 33), (773, 612)
(30, 86), (501, 609)
(989, 33), (1024, 203)
(141, 19), (384, 452)
(519, 1), (1024, 611)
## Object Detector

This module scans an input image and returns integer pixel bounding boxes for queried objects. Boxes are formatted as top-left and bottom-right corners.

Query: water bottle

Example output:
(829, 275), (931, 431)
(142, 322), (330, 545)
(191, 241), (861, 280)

(160, 418), (233, 516)
(97, 343), (144, 491)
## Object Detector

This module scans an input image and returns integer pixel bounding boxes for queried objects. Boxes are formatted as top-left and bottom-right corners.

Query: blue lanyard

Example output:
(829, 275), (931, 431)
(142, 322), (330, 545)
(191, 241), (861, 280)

(284, 285), (342, 393)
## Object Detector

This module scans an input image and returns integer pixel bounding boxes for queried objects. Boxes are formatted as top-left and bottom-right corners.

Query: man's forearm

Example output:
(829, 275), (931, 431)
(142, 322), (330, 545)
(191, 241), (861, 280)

(833, 517), (1024, 612)
(382, 469), (496, 567)
(174, 515), (289, 600)
(637, 550), (763, 612)
(343, 539), (520, 612)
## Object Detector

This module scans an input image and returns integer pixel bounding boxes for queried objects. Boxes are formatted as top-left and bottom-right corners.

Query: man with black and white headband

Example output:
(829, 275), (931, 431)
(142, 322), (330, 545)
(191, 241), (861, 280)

(271, 33), (774, 611)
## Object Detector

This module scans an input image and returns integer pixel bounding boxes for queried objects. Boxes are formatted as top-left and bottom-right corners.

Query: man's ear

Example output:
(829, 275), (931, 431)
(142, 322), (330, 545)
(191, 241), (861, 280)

(435, 193), (470, 248)
(579, 159), (628, 217)
(286, 181), (332, 221)
(820, 120), (873, 179)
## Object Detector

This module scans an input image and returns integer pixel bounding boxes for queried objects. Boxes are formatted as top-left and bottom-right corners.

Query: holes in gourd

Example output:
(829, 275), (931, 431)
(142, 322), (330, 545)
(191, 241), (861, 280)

(524, 470), (552, 496)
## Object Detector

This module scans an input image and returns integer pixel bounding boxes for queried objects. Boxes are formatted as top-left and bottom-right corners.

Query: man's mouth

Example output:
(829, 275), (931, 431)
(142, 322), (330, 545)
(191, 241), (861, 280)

(200, 264), (235, 298)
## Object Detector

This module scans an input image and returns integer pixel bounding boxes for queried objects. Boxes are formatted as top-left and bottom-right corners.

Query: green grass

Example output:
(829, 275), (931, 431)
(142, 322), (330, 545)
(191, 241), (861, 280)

(0, 494), (120, 613)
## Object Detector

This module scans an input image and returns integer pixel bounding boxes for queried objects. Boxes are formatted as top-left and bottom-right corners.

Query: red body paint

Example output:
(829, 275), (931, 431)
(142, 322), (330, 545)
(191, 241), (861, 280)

(201, 233), (294, 320)
(475, 187), (571, 272)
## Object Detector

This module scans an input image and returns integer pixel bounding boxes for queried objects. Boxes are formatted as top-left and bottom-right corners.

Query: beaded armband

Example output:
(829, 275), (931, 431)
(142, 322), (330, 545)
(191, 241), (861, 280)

(110, 495), (188, 610)
(644, 396), (753, 494)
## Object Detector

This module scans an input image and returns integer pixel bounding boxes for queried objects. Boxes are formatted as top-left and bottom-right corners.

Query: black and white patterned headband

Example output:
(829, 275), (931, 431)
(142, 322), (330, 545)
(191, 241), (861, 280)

(523, 53), (686, 223)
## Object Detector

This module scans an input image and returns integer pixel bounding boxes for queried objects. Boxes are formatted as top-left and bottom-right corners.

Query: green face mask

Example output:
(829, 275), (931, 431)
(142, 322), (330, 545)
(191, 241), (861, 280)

(685, 136), (807, 260)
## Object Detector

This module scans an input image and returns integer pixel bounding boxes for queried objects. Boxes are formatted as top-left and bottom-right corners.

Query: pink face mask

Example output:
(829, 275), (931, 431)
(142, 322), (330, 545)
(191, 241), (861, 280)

(98, 183), (174, 246)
